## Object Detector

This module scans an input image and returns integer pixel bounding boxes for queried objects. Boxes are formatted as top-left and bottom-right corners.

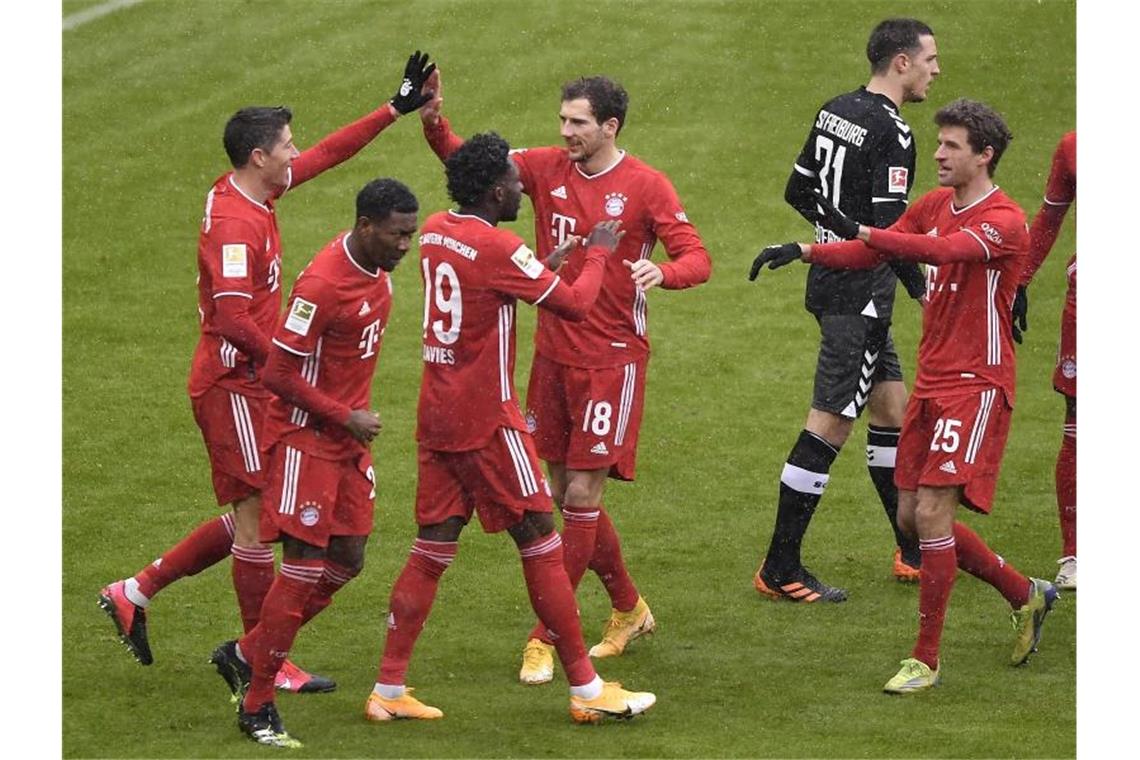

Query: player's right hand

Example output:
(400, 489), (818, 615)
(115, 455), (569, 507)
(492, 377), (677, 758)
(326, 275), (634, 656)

(748, 243), (802, 280)
(545, 235), (581, 270)
(420, 67), (443, 125)
(391, 51), (437, 115)
(585, 220), (624, 252)
(1011, 285), (1028, 344)
(345, 409), (382, 444)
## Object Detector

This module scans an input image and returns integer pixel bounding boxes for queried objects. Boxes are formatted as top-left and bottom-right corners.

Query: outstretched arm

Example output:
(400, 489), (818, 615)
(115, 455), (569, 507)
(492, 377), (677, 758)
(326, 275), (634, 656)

(289, 51), (436, 187)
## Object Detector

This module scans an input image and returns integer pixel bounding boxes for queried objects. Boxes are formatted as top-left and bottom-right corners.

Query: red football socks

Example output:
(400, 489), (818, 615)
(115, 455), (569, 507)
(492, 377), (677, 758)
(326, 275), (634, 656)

(518, 533), (596, 687)
(376, 539), (457, 686)
(133, 513), (235, 599)
(1057, 414), (1077, 558)
(953, 522), (1030, 608)
(912, 535), (957, 671)
(240, 559), (324, 711)
(231, 544), (276, 633)
(529, 505), (599, 643)
(301, 561), (357, 625)
(589, 507), (640, 612)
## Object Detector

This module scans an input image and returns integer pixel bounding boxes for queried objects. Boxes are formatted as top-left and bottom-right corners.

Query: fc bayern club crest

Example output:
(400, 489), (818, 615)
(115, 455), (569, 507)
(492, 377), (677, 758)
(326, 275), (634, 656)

(1061, 358), (1076, 379)
(299, 502), (321, 527)
(604, 192), (627, 217)
(525, 410), (537, 433)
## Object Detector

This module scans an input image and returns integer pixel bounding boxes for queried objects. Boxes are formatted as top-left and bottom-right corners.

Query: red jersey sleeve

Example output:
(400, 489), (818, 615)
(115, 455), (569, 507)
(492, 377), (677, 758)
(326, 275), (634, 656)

(867, 204), (1025, 265)
(284, 104), (399, 192)
(489, 237), (607, 321)
(1022, 133), (1076, 284)
(265, 277), (352, 425)
(644, 173), (712, 289)
(422, 115), (465, 162)
(213, 297), (270, 366)
(202, 217), (262, 298)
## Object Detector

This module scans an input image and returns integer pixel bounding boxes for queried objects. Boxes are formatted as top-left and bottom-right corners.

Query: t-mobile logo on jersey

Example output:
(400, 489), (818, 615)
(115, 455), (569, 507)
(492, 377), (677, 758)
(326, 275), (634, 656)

(551, 213), (577, 244)
(359, 318), (382, 359)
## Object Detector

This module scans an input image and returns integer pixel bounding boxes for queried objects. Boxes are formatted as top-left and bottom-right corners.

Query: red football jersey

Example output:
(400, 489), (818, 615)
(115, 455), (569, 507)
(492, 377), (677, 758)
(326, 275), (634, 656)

(417, 211), (609, 451)
(188, 174), (286, 397)
(263, 232), (393, 460)
(1023, 131), (1076, 305)
(891, 186), (1028, 402)
(513, 147), (712, 368)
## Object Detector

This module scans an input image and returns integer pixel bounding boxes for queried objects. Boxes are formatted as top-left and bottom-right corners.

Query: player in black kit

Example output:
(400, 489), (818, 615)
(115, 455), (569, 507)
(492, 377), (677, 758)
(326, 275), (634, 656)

(749, 18), (940, 602)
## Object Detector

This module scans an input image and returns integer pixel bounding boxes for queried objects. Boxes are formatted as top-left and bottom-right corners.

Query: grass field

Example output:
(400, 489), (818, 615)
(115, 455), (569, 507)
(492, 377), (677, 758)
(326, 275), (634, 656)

(63, 1), (1076, 757)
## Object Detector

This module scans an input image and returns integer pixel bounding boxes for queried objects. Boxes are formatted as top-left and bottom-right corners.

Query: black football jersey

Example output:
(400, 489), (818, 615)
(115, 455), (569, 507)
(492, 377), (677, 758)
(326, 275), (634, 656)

(789, 87), (917, 318)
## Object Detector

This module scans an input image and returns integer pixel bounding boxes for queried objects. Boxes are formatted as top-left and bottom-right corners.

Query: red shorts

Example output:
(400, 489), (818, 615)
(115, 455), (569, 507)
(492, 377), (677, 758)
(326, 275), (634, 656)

(895, 388), (1012, 514)
(1053, 295), (1076, 397)
(416, 428), (553, 533)
(526, 353), (648, 481)
(190, 385), (266, 505)
(260, 443), (376, 548)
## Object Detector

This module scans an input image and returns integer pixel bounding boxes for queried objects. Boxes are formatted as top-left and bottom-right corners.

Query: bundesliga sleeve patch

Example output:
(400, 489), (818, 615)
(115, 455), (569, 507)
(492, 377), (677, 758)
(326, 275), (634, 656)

(284, 297), (317, 336)
(510, 244), (545, 280)
(888, 167), (909, 194)
(222, 244), (248, 278)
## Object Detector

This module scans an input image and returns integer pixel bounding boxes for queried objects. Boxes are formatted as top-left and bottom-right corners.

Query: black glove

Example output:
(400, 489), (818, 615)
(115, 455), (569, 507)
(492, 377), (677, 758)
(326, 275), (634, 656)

(390, 51), (436, 115)
(889, 260), (927, 300)
(748, 243), (802, 281)
(1011, 285), (1028, 344)
(812, 190), (860, 240)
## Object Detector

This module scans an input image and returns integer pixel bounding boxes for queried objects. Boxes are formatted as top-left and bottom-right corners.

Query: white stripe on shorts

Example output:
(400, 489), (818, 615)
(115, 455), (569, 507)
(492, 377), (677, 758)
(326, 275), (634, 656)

(615, 362), (636, 446)
(965, 389), (996, 464)
(502, 428), (538, 497)
(278, 446), (302, 515)
(228, 392), (260, 473)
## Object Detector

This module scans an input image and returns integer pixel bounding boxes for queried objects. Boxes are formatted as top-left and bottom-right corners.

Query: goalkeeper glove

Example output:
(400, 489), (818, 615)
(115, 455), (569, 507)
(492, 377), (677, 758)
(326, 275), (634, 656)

(1011, 285), (1028, 344)
(748, 243), (802, 280)
(390, 51), (437, 115)
(812, 190), (860, 240)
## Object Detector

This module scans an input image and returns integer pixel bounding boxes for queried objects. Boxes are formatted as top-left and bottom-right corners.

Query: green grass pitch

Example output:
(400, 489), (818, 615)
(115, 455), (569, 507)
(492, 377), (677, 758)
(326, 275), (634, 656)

(63, 0), (1075, 757)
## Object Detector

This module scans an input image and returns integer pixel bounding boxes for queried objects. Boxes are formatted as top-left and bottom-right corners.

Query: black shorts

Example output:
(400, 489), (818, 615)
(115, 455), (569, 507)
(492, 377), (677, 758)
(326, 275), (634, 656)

(811, 314), (903, 418)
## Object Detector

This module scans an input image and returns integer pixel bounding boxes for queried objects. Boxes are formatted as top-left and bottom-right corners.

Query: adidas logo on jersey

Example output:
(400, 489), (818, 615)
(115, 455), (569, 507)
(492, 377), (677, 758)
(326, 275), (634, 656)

(590, 441), (609, 455)
(359, 300), (372, 316)
(551, 185), (568, 199)
(939, 461), (958, 475)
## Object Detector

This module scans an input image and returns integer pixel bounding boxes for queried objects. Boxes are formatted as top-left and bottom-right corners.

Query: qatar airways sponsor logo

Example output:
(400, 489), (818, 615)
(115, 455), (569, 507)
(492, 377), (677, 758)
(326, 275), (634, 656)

(980, 222), (1003, 245)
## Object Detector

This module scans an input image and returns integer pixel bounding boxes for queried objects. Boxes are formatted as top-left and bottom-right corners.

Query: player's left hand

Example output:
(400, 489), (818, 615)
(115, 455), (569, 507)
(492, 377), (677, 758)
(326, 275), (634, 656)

(1011, 285), (1029, 344)
(390, 51), (437, 115)
(624, 259), (664, 290)
(748, 243), (802, 280)
(812, 190), (860, 240)
(545, 235), (581, 270)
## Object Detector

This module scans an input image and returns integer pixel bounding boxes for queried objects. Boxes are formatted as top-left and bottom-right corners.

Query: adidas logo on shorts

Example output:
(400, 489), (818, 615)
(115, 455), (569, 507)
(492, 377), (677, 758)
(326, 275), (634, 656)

(939, 460), (958, 475)
(590, 441), (609, 456)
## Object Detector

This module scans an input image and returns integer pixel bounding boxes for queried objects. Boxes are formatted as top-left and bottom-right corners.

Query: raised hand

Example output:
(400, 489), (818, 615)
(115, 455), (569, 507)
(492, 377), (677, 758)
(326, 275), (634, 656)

(391, 51), (437, 115)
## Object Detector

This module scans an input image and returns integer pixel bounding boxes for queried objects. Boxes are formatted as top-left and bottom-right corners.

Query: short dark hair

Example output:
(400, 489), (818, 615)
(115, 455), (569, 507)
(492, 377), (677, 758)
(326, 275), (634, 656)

(866, 18), (934, 74)
(445, 132), (512, 207)
(561, 76), (629, 134)
(355, 178), (418, 221)
(934, 99), (1014, 177)
(223, 106), (293, 168)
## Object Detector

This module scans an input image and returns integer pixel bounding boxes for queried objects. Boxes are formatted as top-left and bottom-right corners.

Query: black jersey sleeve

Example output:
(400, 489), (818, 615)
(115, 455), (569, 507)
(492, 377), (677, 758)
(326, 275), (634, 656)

(869, 111), (916, 228)
(786, 126), (822, 225)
